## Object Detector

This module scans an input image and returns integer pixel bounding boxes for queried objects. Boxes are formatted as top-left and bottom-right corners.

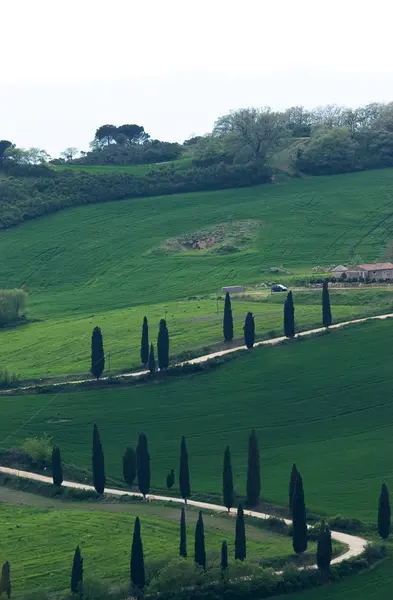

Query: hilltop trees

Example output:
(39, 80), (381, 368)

(317, 522), (332, 573)
(244, 312), (255, 349)
(235, 505), (246, 561)
(122, 447), (137, 486)
(284, 292), (295, 338)
(223, 292), (234, 342)
(0, 561), (11, 599)
(140, 317), (149, 365)
(292, 472), (308, 554)
(52, 446), (63, 487)
(92, 424), (106, 494)
(289, 463), (299, 512)
(194, 511), (206, 570)
(180, 507), (187, 557)
(148, 343), (156, 374)
(136, 433), (150, 498)
(71, 546), (83, 594)
(378, 483), (391, 539)
(179, 436), (191, 504)
(91, 326), (105, 379)
(130, 517), (145, 591)
(322, 280), (332, 328)
(157, 319), (169, 370)
(246, 429), (261, 506)
(223, 446), (234, 512)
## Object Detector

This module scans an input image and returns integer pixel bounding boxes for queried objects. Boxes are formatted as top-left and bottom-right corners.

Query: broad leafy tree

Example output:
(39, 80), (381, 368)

(157, 319), (169, 370)
(116, 124), (149, 145)
(292, 472), (308, 554)
(322, 280), (332, 328)
(140, 317), (149, 365)
(223, 445), (234, 512)
(95, 124), (117, 146)
(71, 546), (83, 594)
(136, 432), (150, 498)
(223, 292), (234, 342)
(194, 511), (206, 570)
(179, 436), (191, 503)
(91, 326), (105, 379)
(122, 447), (136, 486)
(130, 517), (145, 591)
(180, 507), (187, 557)
(317, 522), (332, 573)
(378, 483), (391, 540)
(0, 140), (13, 163)
(92, 424), (106, 494)
(284, 291), (295, 338)
(52, 446), (63, 487)
(244, 312), (255, 349)
(235, 504), (246, 561)
(246, 429), (261, 506)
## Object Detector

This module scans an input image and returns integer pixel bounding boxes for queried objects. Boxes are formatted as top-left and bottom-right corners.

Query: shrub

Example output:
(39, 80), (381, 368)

(0, 289), (28, 326)
(0, 368), (20, 388)
(20, 434), (52, 466)
(327, 515), (364, 531)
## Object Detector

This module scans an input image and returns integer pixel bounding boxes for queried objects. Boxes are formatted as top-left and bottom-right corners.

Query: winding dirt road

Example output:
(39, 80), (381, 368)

(0, 466), (367, 567)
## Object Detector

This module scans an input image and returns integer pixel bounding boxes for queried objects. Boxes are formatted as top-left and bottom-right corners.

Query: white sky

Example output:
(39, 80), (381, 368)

(3, 0), (393, 156)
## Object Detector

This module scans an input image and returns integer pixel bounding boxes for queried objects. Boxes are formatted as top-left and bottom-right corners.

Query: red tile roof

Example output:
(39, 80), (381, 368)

(358, 263), (393, 271)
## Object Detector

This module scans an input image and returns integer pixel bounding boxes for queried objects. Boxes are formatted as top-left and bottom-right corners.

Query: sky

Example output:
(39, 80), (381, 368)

(3, 0), (393, 156)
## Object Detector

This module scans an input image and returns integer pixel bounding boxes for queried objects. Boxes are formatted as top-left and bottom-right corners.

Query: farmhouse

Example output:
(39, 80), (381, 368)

(332, 262), (393, 280)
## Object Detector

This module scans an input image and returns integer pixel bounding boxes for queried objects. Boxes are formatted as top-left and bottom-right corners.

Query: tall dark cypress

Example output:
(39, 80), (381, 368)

(223, 445), (234, 512)
(246, 429), (261, 506)
(140, 316), (149, 365)
(166, 469), (175, 489)
(316, 522), (332, 573)
(92, 424), (106, 494)
(289, 463), (299, 513)
(0, 561), (11, 599)
(136, 432), (150, 498)
(123, 446), (137, 486)
(235, 504), (246, 561)
(90, 326), (105, 379)
(223, 292), (234, 342)
(180, 507), (187, 558)
(52, 446), (63, 487)
(130, 517), (145, 591)
(194, 511), (206, 570)
(378, 483), (391, 540)
(244, 312), (255, 349)
(70, 546), (83, 594)
(157, 318), (169, 370)
(284, 291), (295, 338)
(322, 280), (332, 328)
(148, 343), (156, 374)
(179, 436), (191, 503)
(292, 472), (308, 554)
(221, 541), (228, 571)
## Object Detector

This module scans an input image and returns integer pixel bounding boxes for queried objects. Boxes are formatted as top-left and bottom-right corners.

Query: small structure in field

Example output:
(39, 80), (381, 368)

(332, 263), (393, 280)
(222, 286), (245, 293)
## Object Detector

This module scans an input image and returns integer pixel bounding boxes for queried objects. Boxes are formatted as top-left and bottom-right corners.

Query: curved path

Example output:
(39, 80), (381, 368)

(0, 466), (367, 568)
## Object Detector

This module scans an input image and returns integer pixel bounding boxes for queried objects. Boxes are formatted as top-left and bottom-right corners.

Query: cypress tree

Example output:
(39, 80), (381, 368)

(166, 469), (175, 489)
(148, 343), (156, 374)
(223, 445), (234, 512)
(90, 326), (105, 379)
(180, 506), (187, 558)
(244, 311), (255, 349)
(136, 432), (150, 498)
(0, 561), (11, 599)
(284, 291), (295, 338)
(235, 504), (246, 561)
(223, 292), (234, 342)
(122, 446), (137, 486)
(292, 472), (308, 554)
(130, 517), (145, 591)
(157, 318), (169, 370)
(70, 546), (83, 594)
(92, 424), (106, 494)
(140, 316), (149, 365)
(246, 429), (261, 506)
(322, 280), (332, 328)
(289, 463), (299, 513)
(316, 522), (332, 573)
(179, 436), (191, 503)
(194, 511), (206, 570)
(221, 541), (228, 571)
(378, 483), (391, 540)
(52, 446), (63, 487)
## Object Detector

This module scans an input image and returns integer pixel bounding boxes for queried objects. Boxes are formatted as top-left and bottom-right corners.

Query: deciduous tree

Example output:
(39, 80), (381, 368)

(92, 424), (106, 494)
(52, 446), (63, 487)
(322, 280), (332, 328)
(179, 436), (191, 503)
(180, 507), (187, 557)
(140, 317), (149, 365)
(223, 445), (234, 512)
(244, 312), (255, 349)
(246, 429), (260, 506)
(95, 124), (117, 146)
(292, 473), (308, 554)
(123, 447), (137, 486)
(130, 517), (145, 591)
(378, 483), (391, 540)
(194, 511), (206, 570)
(223, 292), (234, 342)
(136, 432), (150, 498)
(71, 546), (83, 594)
(284, 291), (295, 338)
(91, 326), (105, 379)
(235, 504), (246, 561)
(157, 319), (169, 370)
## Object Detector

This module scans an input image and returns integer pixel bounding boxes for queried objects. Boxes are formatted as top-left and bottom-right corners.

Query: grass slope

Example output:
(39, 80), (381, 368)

(1, 319), (392, 522)
(53, 157), (193, 176)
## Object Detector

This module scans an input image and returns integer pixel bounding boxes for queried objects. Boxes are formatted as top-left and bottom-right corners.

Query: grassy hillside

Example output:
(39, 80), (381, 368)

(2, 319), (392, 522)
(53, 156), (193, 176)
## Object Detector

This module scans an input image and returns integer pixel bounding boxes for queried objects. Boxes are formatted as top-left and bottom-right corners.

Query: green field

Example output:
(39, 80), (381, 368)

(53, 157), (193, 176)
(1, 319), (392, 522)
